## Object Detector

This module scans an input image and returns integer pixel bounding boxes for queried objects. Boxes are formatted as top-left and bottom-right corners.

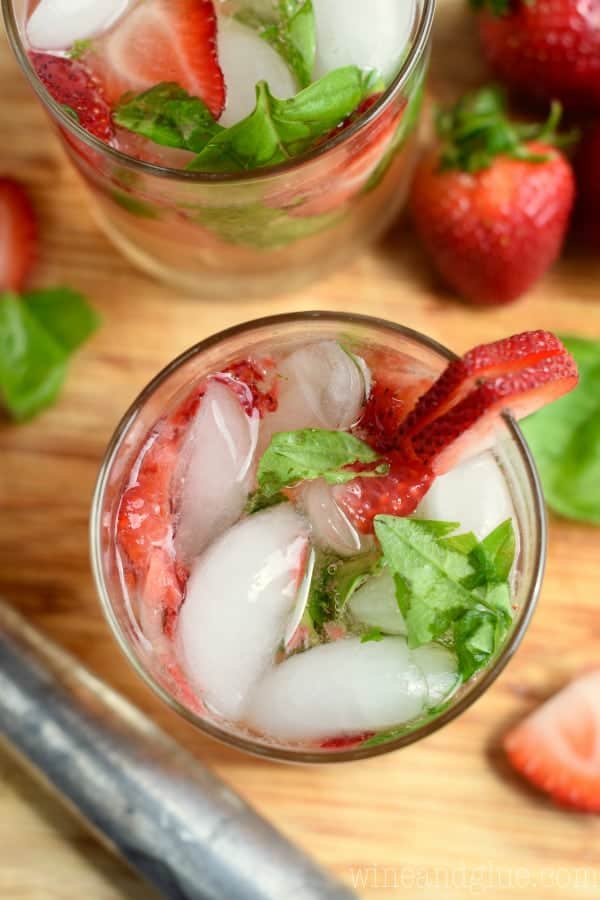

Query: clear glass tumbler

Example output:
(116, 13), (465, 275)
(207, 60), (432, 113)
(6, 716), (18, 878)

(3, 0), (434, 298)
(91, 311), (546, 763)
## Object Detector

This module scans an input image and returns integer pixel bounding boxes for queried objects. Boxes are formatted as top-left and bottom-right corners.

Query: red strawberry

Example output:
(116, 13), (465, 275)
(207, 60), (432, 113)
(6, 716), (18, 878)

(320, 732), (375, 750)
(30, 53), (115, 142)
(407, 351), (579, 475)
(574, 122), (600, 248)
(335, 452), (434, 534)
(410, 86), (575, 305)
(0, 178), (37, 292)
(338, 331), (578, 531)
(359, 350), (433, 452)
(505, 671), (600, 812)
(472, 0), (600, 110)
(91, 0), (225, 118)
(400, 330), (567, 441)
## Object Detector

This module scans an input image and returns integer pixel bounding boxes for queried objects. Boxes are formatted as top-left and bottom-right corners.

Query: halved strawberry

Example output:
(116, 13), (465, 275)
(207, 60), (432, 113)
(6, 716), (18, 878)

(335, 452), (434, 534)
(30, 53), (115, 142)
(505, 672), (600, 813)
(91, 0), (225, 118)
(359, 350), (434, 452)
(0, 178), (37, 292)
(400, 330), (568, 442)
(407, 351), (578, 475)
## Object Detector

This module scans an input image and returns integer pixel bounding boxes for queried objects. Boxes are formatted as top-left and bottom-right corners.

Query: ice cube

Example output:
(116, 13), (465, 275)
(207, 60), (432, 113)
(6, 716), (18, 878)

(283, 546), (315, 647)
(27, 0), (131, 51)
(415, 452), (514, 541)
(411, 644), (460, 707)
(177, 505), (309, 721)
(217, 16), (297, 127)
(245, 636), (427, 741)
(312, 0), (416, 83)
(175, 381), (259, 561)
(259, 341), (368, 452)
(301, 478), (363, 557)
(348, 570), (407, 635)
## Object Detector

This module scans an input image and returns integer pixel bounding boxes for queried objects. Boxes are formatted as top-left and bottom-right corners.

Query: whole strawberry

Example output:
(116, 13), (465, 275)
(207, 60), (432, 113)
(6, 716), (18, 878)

(574, 121), (600, 247)
(410, 87), (575, 305)
(472, 0), (600, 110)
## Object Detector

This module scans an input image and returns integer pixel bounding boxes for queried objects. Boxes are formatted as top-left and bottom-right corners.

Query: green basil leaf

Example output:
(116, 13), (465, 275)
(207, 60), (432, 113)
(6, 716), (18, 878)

(361, 627), (384, 643)
(189, 67), (373, 172)
(114, 83), (222, 152)
(23, 287), (100, 353)
(521, 335), (600, 525)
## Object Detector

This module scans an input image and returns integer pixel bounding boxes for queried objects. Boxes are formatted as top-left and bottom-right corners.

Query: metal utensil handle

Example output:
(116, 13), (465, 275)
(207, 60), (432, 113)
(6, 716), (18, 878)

(0, 601), (356, 900)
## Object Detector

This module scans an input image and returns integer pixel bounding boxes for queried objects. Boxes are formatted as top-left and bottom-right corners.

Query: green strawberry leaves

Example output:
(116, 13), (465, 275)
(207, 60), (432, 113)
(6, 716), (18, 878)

(0, 288), (99, 421)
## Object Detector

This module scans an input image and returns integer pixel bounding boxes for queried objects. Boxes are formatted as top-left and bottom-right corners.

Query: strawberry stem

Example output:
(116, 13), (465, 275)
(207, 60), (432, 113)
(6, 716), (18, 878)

(436, 86), (576, 174)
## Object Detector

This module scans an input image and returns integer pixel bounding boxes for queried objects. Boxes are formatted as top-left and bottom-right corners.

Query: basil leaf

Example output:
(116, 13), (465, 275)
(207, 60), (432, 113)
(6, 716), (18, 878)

(361, 627), (384, 643)
(374, 515), (476, 646)
(114, 83), (222, 152)
(237, 0), (316, 88)
(0, 289), (99, 421)
(255, 428), (384, 501)
(522, 335), (600, 525)
(23, 287), (100, 353)
(453, 607), (501, 681)
(189, 68), (373, 172)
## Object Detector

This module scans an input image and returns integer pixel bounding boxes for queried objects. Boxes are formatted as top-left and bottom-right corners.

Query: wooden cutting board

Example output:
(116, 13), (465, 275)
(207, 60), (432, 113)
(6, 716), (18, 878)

(1, 5), (600, 898)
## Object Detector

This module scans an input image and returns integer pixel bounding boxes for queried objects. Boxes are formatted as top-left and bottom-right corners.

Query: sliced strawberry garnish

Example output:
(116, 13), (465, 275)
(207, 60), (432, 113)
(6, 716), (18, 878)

(92, 0), (225, 118)
(407, 351), (578, 475)
(505, 672), (600, 813)
(359, 350), (433, 452)
(30, 53), (115, 142)
(214, 356), (278, 417)
(320, 732), (375, 750)
(0, 178), (37, 292)
(335, 452), (434, 534)
(399, 330), (568, 442)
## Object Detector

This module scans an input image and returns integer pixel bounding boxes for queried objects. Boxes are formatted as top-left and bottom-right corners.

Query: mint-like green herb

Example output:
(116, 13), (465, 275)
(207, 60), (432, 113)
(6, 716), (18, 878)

(522, 335), (600, 525)
(115, 83), (222, 152)
(111, 191), (159, 219)
(251, 428), (386, 507)
(245, 490), (288, 515)
(68, 39), (93, 60)
(374, 516), (516, 679)
(188, 67), (376, 173)
(237, 0), (316, 88)
(0, 289), (99, 421)
(361, 627), (384, 643)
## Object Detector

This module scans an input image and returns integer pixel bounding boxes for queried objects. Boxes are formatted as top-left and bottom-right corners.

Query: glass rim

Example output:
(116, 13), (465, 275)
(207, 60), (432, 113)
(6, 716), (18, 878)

(90, 310), (547, 764)
(2, 0), (435, 184)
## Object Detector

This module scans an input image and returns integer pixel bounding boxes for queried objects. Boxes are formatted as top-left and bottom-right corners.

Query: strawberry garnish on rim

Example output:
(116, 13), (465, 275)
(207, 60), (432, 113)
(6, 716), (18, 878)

(0, 178), (37, 292)
(338, 330), (578, 532)
(505, 672), (600, 813)
(91, 0), (225, 118)
(30, 53), (115, 142)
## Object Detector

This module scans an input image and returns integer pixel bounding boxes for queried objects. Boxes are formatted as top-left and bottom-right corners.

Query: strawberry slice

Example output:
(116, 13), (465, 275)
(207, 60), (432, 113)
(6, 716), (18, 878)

(335, 452), (434, 534)
(30, 53), (115, 142)
(400, 330), (567, 442)
(407, 351), (578, 475)
(91, 0), (225, 118)
(505, 672), (600, 813)
(0, 178), (37, 292)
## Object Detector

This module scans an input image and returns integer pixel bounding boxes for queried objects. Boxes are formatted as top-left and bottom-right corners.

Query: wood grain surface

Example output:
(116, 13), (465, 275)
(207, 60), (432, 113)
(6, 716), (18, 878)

(1, 5), (600, 898)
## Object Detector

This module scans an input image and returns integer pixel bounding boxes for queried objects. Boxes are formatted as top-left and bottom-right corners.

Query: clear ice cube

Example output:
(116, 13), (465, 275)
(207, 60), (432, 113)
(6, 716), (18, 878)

(301, 478), (363, 557)
(174, 380), (259, 561)
(245, 636), (427, 741)
(217, 16), (297, 126)
(312, 0), (416, 83)
(259, 341), (368, 452)
(27, 0), (131, 51)
(415, 452), (514, 541)
(177, 505), (309, 721)
(348, 570), (407, 635)
(411, 643), (460, 707)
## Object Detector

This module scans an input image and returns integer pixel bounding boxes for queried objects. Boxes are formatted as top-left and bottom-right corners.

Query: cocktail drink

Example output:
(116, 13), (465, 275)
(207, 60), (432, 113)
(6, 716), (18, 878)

(4, 0), (433, 296)
(91, 314), (577, 761)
